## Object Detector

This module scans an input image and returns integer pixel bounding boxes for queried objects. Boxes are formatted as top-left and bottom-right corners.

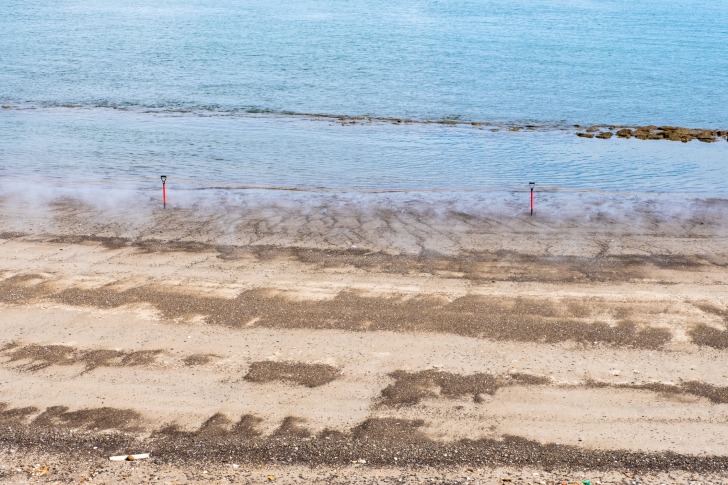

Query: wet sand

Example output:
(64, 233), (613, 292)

(0, 192), (727, 483)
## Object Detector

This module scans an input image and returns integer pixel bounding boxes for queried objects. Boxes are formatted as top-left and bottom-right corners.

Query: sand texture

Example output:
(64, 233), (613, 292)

(0, 192), (727, 483)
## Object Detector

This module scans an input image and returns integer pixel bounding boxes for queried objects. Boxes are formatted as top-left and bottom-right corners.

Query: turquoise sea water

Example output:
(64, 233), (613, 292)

(1, 0), (727, 195)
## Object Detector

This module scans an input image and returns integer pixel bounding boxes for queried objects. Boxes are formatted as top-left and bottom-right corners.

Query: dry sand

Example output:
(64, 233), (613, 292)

(0, 191), (727, 484)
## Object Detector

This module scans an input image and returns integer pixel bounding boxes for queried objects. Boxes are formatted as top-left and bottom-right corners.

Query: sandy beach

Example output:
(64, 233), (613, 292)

(0, 191), (727, 484)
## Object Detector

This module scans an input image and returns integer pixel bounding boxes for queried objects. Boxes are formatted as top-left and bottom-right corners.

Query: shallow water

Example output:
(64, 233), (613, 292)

(1, 108), (726, 196)
(1, 0), (727, 196)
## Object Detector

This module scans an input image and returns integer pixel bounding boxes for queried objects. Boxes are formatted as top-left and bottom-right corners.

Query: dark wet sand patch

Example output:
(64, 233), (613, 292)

(688, 324), (728, 350)
(586, 379), (728, 404)
(8, 231), (719, 282)
(0, 404), (141, 431)
(244, 361), (341, 388)
(0, 273), (50, 303)
(172, 243), (714, 282)
(32, 406), (142, 431)
(380, 370), (550, 406)
(686, 300), (727, 351)
(2, 343), (163, 372)
(2, 415), (727, 472)
(0, 403), (39, 424)
(47, 235), (128, 250)
(157, 413), (264, 441)
(4, 344), (75, 371)
(247, 246), (687, 282)
(0, 231), (27, 239)
(135, 239), (211, 253)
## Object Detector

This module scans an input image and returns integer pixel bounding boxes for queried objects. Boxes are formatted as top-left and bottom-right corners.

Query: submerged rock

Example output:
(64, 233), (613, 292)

(582, 125), (723, 143)
(696, 130), (717, 142)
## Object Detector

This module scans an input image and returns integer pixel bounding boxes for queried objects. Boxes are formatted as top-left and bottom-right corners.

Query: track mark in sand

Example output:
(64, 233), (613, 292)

(1, 343), (163, 372)
(379, 370), (550, 406)
(244, 361), (341, 388)
(47, 235), (128, 250)
(586, 379), (728, 404)
(183, 353), (220, 366)
(231, 246), (712, 282)
(0, 403), (142, 431)
(380, 370), (728, 406)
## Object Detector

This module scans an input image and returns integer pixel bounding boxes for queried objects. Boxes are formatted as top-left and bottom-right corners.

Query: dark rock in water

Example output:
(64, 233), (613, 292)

(633, 126), (657, 139)
(661, 127), (694, 142)
(665, 131), (685, 142)
(575, 124), (726, 142)
(696, 130), (717, 142)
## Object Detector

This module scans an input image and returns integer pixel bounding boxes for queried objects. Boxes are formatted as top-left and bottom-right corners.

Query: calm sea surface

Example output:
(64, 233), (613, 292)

(1, 0), (727, 195)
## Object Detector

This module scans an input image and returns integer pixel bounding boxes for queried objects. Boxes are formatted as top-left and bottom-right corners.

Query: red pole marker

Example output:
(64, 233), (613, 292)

(161, 175), (167, 208)
(529, 181), (535, 216)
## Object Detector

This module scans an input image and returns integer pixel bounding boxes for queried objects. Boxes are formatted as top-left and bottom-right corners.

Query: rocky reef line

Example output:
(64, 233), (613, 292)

(576, 125), (728, 143)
